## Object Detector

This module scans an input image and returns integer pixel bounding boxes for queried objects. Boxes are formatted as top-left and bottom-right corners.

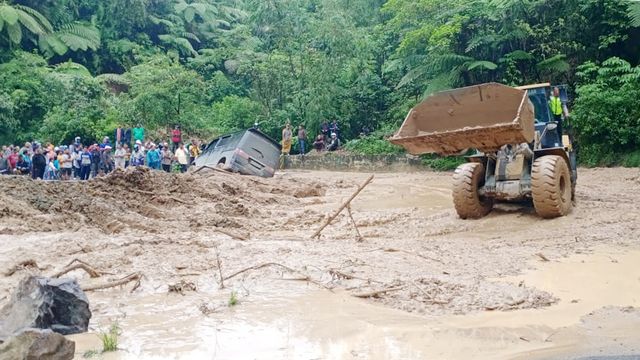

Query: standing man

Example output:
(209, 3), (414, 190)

(549, 87), (568, 136)
(114, 144), (127, 169)
(189, 139), (201, 165)
(31, 148), (47, 179)
(101, 146), (114, 174)
(297, 125), (307, 155)
(171, 125), (182, 152)
(133, 124), (145, 145)
(281, 123), (292, 155)
(80, 147), (92, 180)
(161, 145), (173, 173)
(61, 149), (73, 180)
(174, 143), (189, 173)
(146, 143), (161, 170)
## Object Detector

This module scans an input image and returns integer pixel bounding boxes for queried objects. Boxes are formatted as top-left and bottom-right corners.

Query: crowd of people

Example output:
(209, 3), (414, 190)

(281, 120), (342, 155)
(0, 125), (202, 180)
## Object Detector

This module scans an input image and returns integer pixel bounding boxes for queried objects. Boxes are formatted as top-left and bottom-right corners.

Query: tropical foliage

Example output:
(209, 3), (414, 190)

(0, 0), (639, 165)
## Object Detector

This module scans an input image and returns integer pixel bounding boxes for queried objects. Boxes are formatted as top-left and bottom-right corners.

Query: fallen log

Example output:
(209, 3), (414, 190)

(82, 272), (142, 293)
(53, 262), (101, 278)
(311, 175), (374, 239)
(352, 286), (405, 298)
(223, 262), (332, 291)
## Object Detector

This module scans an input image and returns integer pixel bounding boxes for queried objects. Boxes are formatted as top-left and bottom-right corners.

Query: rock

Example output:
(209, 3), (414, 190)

(0, 276), (91, 341)
(0, 328), (75, 360)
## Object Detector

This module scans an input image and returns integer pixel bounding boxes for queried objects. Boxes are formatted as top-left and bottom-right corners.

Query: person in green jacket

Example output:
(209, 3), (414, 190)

(133, 124), (145, 143)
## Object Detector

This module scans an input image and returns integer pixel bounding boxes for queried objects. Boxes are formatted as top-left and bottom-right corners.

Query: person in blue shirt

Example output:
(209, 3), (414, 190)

(146, 143), (161, 170)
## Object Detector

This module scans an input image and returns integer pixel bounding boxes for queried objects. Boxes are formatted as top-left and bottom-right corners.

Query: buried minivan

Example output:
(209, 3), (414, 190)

(195, 129), (281, 178)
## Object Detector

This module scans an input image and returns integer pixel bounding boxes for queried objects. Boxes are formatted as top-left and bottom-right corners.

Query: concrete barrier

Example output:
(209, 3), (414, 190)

(281, 153), (426, 172)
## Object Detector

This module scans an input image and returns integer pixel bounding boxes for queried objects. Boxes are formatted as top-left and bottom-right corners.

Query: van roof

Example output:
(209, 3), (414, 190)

(208, 128), (281, 150)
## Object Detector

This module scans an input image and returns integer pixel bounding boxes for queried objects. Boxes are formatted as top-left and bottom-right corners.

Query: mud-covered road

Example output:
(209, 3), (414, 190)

(1, 167), (639, 359)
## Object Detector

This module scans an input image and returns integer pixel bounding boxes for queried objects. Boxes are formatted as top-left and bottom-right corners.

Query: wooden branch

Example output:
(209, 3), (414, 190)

(53, 263), (101, 279)
(377, 247), (445, 264)
(352, 286), (405, 298)
(536, 253), (550, 262)
(223, 262), (332, 292)
(214, 228), (248, 241)
(215, 247), (224, 290)
(311, 175), (374, 239)
(347, 205), (363, 242)
(83, 273), (142, 293)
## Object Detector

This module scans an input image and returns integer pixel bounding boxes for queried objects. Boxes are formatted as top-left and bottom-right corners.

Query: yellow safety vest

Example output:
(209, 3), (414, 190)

(549, 96), (563, 116)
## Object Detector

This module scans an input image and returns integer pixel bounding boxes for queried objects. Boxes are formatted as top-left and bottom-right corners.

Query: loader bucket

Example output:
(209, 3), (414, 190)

(389, 83), (535, 155)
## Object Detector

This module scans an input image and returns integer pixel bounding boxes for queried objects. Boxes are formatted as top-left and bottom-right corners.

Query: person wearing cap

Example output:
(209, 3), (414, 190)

(131, 144), (145, 167)
(146, 143), (161, 170)
(328, 132), (340, 151)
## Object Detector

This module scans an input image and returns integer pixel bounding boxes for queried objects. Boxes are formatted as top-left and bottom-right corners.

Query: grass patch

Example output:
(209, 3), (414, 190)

(82, 350), (99, 359)
(99, 322), (120, 353)
(228, 291), (239, 307)
(420, 154), (466, 171)
(343, 135), (405, 156)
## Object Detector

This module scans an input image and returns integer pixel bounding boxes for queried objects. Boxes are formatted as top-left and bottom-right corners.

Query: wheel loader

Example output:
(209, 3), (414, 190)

(389, 82), (577, 219)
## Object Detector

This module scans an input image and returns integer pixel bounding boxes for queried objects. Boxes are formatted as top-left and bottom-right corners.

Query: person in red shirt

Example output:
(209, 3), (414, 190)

(171, 125), (182, 152)
(7, 149), (19, 173)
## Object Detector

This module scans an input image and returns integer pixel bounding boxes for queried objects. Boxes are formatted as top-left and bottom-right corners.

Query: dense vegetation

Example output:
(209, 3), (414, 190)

(1, 0), (639, 165)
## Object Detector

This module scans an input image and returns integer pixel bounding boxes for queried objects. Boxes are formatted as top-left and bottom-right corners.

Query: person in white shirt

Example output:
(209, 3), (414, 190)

(174, 143), (189, 173)
(114, 144), (127, 169)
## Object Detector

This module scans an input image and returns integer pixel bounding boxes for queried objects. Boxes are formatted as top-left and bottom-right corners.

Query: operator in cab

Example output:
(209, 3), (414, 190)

(548, 87), (569, 136)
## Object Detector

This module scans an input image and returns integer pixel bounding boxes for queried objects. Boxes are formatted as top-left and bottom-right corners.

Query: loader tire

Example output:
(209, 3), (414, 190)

(531, 155), (573, 218)
(452, 163), (493, 219)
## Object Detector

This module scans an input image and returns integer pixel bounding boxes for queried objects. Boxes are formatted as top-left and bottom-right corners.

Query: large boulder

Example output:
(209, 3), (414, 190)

(0, 276), (91, 341)
(0, 328), (75, 360)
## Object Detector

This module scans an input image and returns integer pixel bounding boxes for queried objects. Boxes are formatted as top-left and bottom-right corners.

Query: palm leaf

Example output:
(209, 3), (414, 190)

(14, 5), (53, 32)
(396, 64), (430, 89)
(184, 7), (196, 22)
(0, 5), (19, 26)
(38, 33), (68, 56)
(467, 60), (497, 71)
(15, 9), (47, 35)
(630, 1), (640, 26)
(537, 54), (570, 73)
(7, 22), (22, 44)
(504, 50), (534, 61)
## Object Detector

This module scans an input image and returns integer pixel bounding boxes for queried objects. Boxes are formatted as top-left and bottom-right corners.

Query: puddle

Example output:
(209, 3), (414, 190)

(71, 248), (640, 359)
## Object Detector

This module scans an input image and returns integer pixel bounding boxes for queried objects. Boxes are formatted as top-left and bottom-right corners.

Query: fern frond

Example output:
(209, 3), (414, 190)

(630, 0), (640, 26)
(14, 5), (53, 32)
(537, 54), (570, 73)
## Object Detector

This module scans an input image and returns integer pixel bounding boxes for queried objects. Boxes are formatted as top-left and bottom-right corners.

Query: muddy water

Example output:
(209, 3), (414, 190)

(2, 168), (640, 359)
(71, 247), (640, 359)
